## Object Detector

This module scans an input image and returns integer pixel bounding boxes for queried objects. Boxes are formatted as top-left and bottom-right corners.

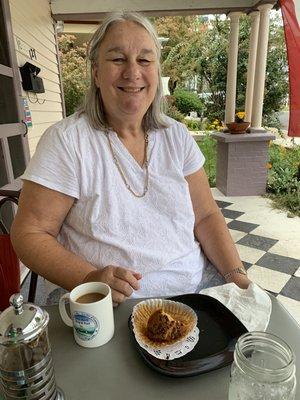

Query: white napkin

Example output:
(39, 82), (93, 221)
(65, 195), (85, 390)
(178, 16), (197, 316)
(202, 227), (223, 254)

(199, 282), (272, 332)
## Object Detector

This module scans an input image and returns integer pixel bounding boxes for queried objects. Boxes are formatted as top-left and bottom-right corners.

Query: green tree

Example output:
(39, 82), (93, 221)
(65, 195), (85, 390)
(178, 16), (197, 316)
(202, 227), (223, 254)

(154, 16), (202, 92)
(154, 13), (288, 123)
(58, 35), (90, 116)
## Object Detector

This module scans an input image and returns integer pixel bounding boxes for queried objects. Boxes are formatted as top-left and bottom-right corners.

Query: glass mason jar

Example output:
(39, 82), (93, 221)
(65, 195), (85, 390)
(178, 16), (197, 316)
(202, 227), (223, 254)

(228, 331), (296, 400)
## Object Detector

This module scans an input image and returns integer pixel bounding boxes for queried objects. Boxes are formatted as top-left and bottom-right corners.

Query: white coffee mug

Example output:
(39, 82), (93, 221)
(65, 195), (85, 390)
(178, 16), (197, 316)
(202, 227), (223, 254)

(59, 282), (114, 348)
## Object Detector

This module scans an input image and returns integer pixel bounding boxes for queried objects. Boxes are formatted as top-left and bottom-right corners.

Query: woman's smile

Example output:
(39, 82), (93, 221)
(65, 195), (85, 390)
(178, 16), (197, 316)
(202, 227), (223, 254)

(117, 86), (146, 93)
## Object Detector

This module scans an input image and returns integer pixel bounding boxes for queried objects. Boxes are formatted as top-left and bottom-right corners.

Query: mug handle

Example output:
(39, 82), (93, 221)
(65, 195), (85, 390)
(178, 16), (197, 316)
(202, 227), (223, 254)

(59, 293), (73, 327)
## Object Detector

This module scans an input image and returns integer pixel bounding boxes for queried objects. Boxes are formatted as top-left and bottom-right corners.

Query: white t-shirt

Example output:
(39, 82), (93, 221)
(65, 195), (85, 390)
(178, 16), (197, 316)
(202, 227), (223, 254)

(22, 113), (206, 297)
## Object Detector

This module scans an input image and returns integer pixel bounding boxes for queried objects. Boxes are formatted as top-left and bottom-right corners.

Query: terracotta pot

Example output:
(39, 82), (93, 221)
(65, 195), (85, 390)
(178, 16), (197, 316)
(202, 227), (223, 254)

(226, 122), (250, 134)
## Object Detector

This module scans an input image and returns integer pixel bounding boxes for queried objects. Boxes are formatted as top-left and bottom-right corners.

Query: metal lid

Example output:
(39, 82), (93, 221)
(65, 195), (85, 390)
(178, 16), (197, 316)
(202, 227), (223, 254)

(0, 294), (49, 345)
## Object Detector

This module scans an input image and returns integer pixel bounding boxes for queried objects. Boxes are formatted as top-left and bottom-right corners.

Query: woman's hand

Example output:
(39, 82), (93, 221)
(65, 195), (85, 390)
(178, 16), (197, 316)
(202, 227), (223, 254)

(226, 274), (252, 289)
(83, 266), (142, 306)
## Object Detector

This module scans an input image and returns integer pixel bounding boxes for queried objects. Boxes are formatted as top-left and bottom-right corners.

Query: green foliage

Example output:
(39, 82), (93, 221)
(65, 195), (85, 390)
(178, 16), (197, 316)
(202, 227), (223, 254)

(173, 88), (204, 116)
(267, 144), (300, 216)
(197, 133), (216, 186)
(58, 35), (90, 116)
(163, 95), (185, 122)
(262, 112), (283, 133)
(154, 16), (201, 92)
(184, 119), (203, 131)
(154, 13), (288, 123)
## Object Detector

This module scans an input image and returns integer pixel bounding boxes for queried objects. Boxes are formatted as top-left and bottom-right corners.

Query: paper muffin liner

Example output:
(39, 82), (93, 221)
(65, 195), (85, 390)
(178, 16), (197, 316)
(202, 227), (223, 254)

(131, 299), (198, 360)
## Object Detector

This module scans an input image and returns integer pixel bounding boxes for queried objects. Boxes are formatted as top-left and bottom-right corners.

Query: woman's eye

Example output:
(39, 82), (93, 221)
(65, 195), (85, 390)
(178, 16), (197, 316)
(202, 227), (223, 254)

(112, 58), (125, 63)
(139, 59), (150, 65)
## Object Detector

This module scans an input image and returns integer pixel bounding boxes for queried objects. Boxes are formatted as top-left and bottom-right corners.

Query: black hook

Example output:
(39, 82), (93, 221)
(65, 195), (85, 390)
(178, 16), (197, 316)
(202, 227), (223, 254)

(21, 120), (28, 137)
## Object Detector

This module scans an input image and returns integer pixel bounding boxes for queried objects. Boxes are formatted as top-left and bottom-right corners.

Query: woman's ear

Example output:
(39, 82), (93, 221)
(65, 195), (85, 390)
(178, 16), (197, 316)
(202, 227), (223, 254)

(92, 65), (100, 88)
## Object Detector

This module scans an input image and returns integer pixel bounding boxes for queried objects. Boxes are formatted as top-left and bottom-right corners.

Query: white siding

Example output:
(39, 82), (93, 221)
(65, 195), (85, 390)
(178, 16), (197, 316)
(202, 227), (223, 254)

(9, 0), (64, 155)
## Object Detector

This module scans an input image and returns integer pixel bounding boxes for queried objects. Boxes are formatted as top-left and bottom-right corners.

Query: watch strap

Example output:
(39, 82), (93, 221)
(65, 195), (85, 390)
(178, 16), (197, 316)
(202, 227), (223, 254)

(223, 267), (247, 281)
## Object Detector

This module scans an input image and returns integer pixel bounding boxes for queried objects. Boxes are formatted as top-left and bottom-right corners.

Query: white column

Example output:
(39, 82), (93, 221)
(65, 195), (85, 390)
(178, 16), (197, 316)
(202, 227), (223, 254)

(162, 77), (170, 96)
(244, 11), (260, 123)
(251, 4), (273, 130)
(225, 12), (243, 124)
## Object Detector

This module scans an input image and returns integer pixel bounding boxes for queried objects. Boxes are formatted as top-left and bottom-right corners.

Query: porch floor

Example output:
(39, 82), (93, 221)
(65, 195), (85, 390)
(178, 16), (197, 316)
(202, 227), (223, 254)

(212, 188), (300, 326)
(22, 188), (300, 326)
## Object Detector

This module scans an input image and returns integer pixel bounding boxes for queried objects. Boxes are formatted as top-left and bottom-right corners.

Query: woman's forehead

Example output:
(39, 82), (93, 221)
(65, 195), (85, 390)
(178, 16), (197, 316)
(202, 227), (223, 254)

(100, 21), (156, 54)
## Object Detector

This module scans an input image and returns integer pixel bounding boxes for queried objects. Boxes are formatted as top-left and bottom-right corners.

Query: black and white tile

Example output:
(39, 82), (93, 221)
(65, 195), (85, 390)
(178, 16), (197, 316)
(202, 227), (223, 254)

(215, 193), (300, 325)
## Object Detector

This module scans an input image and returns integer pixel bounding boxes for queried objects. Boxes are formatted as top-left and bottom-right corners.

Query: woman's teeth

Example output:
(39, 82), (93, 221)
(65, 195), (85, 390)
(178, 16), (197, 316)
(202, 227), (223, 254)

(119, 87), (144, 92)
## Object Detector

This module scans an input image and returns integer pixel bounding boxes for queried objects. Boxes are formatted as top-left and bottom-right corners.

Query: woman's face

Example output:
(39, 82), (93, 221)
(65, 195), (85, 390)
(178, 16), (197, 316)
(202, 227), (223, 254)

(94, 21), (159, 127)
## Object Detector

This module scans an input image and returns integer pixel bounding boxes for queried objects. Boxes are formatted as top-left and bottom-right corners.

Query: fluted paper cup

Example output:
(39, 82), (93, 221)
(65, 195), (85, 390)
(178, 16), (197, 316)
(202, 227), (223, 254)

(131, 299), (198, 360)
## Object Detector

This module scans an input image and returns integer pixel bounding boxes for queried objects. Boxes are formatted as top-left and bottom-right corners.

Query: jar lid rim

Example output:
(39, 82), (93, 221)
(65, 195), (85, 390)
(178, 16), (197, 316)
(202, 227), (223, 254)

(235, 331), (295, 380)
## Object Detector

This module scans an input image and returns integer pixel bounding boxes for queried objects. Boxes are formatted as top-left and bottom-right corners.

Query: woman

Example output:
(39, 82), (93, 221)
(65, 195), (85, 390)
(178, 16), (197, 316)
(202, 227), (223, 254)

(11, 12), (250, 305)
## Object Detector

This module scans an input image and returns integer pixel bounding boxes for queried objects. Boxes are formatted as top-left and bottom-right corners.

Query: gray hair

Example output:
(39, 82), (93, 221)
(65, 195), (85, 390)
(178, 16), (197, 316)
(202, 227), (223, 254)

(80, 11), (168, 132)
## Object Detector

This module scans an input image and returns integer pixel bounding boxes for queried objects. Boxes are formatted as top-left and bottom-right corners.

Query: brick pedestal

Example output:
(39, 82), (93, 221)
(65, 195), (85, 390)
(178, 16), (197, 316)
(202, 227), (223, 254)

(211, 132), (275, 196)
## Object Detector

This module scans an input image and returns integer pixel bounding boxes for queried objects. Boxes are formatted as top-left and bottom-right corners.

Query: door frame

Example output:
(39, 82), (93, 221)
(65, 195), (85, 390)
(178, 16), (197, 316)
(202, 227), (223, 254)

(0, 0), (30, 187)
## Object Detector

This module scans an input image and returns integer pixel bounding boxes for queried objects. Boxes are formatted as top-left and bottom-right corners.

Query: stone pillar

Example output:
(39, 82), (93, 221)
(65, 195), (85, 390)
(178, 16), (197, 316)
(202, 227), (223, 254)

(244, 11), (260, 123)
(211, 132), (275, 196)
(251, 4), (273, 130)
(225, 12), (243, 124)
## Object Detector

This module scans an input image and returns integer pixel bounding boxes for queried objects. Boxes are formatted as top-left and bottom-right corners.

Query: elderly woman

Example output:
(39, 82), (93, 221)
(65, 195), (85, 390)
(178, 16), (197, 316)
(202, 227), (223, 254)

(11, 12), (250, 305)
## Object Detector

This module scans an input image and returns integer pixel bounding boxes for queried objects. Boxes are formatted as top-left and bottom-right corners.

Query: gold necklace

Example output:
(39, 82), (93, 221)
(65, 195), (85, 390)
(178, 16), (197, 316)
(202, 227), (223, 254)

(105, 130), (149, 198)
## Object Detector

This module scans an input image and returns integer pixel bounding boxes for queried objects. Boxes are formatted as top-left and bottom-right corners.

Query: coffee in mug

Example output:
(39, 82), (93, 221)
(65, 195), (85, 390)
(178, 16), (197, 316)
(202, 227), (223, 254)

(59, 282), (114, 348)
(76, 293), (106, 304)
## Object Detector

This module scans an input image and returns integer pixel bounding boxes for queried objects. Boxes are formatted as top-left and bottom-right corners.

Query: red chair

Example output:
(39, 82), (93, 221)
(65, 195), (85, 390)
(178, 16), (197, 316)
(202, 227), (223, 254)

(0, 189), (38, 310)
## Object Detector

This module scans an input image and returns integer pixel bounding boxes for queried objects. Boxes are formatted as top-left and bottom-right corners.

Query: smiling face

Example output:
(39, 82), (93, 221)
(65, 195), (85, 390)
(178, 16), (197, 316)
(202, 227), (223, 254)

(93, 21), (159, 129)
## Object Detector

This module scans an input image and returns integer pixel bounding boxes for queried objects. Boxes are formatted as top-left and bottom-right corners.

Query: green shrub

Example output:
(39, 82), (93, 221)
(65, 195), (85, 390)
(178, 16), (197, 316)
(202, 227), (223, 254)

(184, 119), (203, 131)
(263, 112), (283, 134)
(174, 89), (204, 116)
(266, 144), (300, 216)
(267, 189), (300, 217)
(163, 95), (185, 122)
(166, 105), (185, 122)
(197, 133), (216, 187)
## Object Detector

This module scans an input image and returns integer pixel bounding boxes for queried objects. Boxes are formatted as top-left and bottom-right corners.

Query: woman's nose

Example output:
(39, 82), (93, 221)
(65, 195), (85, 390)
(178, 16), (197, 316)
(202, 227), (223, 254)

(122, 62), (141, 80)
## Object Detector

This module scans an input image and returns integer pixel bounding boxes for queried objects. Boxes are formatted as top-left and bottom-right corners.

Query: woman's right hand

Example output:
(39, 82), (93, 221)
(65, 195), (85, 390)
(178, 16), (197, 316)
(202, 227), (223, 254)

(82, 266), (142, 306)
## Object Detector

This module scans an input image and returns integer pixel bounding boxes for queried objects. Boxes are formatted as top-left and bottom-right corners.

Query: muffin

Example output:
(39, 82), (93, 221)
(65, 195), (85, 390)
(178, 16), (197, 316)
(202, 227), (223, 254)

(132, 299), (197, 350)
(146, 309), (186, 342)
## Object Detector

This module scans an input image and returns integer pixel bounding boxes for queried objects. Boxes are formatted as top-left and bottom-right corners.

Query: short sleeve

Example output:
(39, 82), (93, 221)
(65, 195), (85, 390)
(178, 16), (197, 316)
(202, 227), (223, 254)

(182, 125), (205, 176)
(21, 124), (80, 199)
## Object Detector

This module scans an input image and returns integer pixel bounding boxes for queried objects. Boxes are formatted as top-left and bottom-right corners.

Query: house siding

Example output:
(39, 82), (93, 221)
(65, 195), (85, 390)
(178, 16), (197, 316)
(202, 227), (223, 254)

(9, 0), (64, 155)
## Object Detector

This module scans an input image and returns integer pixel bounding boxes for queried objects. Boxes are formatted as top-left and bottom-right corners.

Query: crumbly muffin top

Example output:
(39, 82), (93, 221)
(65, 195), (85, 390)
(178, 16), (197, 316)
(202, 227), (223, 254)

(146, 309), (185, 342)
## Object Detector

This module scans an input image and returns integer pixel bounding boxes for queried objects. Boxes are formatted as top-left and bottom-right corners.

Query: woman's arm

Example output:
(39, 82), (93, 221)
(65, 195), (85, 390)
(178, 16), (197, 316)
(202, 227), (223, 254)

(186, 168), (251, 289)
(11, 181), (140, 303)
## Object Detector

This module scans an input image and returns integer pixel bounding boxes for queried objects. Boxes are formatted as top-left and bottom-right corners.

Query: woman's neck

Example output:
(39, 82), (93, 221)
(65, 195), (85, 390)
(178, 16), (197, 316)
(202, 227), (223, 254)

(107, 115), (144, 140)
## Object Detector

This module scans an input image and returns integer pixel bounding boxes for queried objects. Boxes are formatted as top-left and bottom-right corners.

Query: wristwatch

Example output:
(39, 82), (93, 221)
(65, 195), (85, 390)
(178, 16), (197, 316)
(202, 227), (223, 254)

(223, 267), (247, 281)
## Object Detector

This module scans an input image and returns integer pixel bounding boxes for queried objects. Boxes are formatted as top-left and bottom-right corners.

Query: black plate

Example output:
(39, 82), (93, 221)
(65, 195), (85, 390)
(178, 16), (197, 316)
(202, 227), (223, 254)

(128, 293), (247, 377)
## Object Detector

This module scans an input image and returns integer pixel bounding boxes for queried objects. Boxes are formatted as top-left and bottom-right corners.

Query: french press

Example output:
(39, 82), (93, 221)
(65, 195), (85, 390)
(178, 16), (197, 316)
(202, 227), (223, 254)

(0, 294), (64, 399)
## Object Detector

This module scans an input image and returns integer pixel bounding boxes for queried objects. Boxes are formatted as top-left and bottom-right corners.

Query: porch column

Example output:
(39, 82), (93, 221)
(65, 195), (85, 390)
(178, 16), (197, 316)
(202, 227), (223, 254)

(251, 3), (273, 130)
(225, 12), (243, 124)
(244, 11), (260, 123)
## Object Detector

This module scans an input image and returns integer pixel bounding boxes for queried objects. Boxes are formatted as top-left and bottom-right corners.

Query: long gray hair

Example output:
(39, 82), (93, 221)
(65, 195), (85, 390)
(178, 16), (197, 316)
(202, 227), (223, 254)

(80, 11), (168, 132)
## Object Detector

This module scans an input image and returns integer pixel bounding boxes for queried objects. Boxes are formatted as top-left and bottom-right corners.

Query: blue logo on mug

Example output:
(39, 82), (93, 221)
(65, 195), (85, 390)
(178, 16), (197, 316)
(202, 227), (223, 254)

(73, 311), (99, 341)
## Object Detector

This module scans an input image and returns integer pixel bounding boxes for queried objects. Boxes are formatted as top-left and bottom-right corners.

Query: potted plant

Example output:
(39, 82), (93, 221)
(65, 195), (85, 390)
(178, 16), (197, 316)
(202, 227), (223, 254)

(226, 112), (250, 134)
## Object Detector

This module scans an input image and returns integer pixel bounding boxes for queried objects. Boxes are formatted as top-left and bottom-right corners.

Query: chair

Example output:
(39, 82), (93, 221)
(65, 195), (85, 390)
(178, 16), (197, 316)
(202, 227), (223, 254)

(0, 188), (38, 304)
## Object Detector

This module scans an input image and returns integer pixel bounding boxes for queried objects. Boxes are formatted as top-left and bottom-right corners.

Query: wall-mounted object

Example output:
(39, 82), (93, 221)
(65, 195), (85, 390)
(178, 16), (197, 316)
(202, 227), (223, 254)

(19, 62), (45, 93)
(22, 98), (33, 128)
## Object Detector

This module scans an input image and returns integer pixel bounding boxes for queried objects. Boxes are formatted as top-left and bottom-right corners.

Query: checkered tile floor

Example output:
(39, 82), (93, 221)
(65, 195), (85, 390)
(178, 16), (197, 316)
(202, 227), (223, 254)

(214, 194), (300, 326)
